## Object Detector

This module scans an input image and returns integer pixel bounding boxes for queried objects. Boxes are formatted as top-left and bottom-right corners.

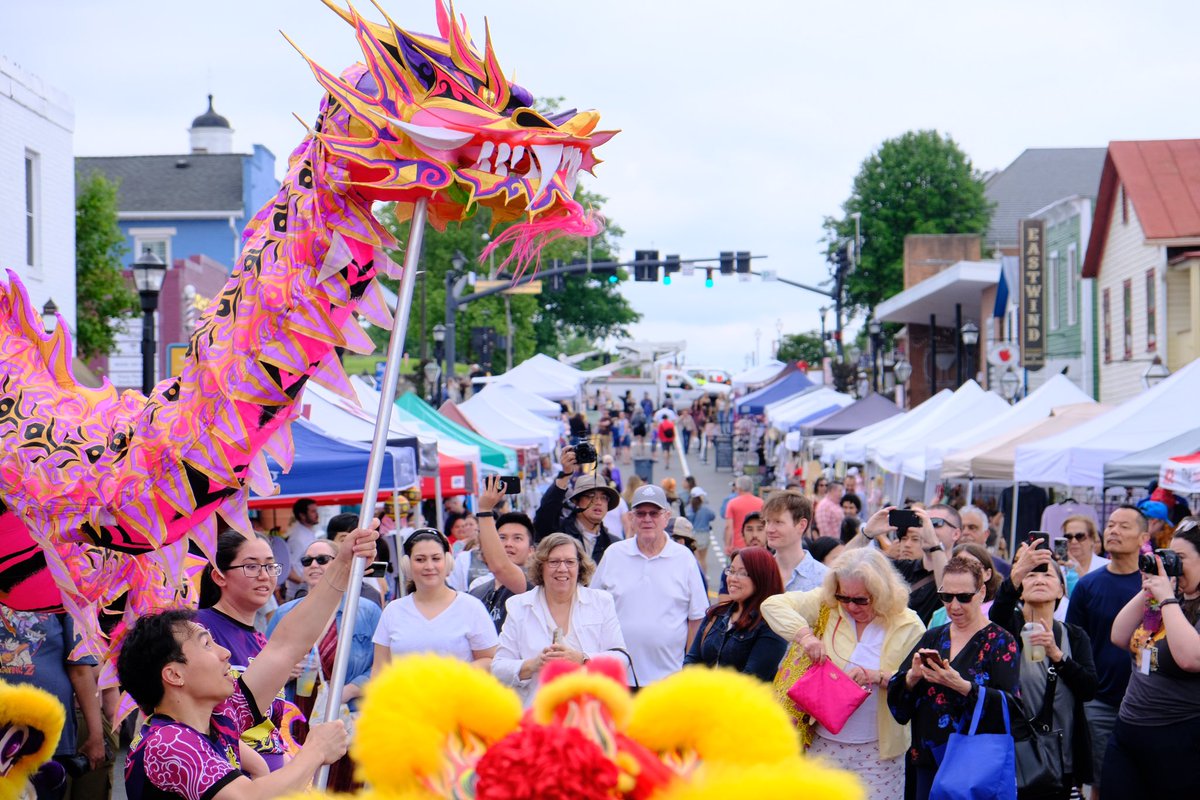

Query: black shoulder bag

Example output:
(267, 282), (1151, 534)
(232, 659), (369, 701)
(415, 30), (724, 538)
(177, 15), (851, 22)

(1014, 631), (1066, 796)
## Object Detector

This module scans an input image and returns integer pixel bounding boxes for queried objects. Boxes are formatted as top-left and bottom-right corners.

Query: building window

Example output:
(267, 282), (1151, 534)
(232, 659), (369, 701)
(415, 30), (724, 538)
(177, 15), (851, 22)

(1066, 244), (1079, 326)
(130, 227), (176, 268)
(1146, 268), (1157, 352)
(1047, 251), (1060, 331)
(24, 151), (39, 269)
(1122, 279), (1133, 360)
(1103, 288), (1112, 363)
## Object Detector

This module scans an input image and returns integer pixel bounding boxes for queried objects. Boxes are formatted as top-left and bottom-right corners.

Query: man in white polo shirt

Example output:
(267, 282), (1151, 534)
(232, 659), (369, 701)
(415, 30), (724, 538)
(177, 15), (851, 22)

(592, 484), (709, 687)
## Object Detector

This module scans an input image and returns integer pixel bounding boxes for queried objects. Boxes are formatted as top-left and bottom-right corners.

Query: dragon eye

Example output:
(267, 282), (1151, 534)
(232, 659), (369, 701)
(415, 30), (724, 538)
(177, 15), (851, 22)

(513, 109), (555, 130)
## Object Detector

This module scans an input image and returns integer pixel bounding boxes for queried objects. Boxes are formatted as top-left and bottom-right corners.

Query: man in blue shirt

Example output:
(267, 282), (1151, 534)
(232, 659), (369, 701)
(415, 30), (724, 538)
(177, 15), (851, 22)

(1065, 505), (1148, 800)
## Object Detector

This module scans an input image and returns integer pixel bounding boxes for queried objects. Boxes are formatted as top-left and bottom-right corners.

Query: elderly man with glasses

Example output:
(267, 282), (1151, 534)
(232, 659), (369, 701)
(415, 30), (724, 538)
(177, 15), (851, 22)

(592, 485), (708, 687)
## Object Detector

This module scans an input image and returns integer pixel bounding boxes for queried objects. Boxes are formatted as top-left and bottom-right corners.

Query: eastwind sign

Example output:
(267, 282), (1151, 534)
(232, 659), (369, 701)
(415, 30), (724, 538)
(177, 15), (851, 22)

(1019, 219), (1045, 370)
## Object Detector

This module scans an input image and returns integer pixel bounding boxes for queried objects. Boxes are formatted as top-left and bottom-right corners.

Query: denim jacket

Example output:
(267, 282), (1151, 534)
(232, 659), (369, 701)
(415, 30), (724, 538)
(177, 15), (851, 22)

(683, 605), (787, 682)
(266, 595), (382, 708)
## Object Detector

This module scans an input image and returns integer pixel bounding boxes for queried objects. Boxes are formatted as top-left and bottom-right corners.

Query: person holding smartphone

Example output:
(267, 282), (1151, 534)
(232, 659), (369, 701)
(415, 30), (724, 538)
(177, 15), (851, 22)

(848, 506), (951, 625)
(887, 556), (1021, 800)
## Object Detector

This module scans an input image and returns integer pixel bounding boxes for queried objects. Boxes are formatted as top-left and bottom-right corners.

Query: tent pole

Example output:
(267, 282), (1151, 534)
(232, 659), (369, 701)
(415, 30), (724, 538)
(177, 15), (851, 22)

(315, 198), (428, 790)
(1009, 481), (1020, 559)
(966, 475), (974, 506)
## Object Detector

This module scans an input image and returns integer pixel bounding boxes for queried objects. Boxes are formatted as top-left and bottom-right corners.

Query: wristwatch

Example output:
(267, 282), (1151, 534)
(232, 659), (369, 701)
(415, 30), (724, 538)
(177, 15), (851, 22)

(476, 511), (497, 519)
(923, 543), (945, 554)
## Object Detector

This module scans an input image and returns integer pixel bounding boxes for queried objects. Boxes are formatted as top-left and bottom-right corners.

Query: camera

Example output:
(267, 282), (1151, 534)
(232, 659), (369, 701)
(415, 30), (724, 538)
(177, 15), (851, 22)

(1139, 548), (1184, 578)
(54, 753), (92, 779)
(571, 441), (597, 464)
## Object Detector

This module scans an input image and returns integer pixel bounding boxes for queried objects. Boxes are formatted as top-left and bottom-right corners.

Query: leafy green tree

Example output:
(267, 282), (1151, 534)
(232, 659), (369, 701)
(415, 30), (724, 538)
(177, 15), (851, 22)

(776, 331), (827, 365)
(75, 171), (136, 360)
(824, 130), (993, 313)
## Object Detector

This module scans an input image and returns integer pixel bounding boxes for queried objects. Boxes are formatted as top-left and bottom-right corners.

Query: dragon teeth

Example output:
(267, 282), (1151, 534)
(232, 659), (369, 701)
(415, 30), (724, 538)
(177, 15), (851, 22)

(530, 144), (564, 204)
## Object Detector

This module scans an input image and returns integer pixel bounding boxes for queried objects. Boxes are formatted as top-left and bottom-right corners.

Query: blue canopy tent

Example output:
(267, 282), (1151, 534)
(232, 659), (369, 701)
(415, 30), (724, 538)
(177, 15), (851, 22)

(250, 420), (420, 508)
(736, 368), (815, 415)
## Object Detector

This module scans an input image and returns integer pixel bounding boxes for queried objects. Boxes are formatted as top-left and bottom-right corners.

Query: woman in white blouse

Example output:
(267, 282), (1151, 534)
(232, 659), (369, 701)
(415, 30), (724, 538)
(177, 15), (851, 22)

(492, 533), (626, 705)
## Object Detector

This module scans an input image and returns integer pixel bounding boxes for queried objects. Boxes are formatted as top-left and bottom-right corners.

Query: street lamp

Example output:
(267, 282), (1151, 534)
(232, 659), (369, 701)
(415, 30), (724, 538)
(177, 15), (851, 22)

(432, 323), (447, 402)
(131, 248), (167, 395)
(41, 298), (58, 334)
(868, 319), (883, 392)
(1143, 354), (1170, 389)
(999, 367), (1021, 403)
(893, 357), (913, 385)
(960, 320), (979, 384)
(422, 360), (441, 406)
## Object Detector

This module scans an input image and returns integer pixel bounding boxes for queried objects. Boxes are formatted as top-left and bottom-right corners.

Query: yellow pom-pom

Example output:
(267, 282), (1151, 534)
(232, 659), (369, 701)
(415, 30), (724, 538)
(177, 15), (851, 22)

(0, 681), (65, 800)
(627, 667), (798, 766)
(531, 669), (632, 727)
(649, 760), (866, 800)
(353, 654), (522, 792)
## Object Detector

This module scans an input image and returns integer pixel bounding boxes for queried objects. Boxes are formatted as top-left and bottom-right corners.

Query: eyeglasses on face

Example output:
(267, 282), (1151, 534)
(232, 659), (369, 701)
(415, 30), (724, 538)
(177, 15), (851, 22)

(930, 518), (956, 529)
(300, 554), (333, 567)
(1062, 532), (1090, 542)
(723, 568), (749, 578)
(937, 589), (979, 605)
(546, 558), (578, 570)
(834, 593), (871, 606)
(632, 509), (664, 519)
(227, 562), (283, 578)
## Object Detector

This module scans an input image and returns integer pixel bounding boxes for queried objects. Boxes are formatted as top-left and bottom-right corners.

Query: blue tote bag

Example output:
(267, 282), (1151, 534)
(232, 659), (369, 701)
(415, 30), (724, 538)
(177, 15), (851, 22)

(930, 689), (1017, 800)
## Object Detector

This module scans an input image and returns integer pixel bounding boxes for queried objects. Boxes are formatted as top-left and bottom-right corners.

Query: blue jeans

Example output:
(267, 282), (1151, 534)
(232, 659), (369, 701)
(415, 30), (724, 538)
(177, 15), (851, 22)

(1084, 698), (1118, 788)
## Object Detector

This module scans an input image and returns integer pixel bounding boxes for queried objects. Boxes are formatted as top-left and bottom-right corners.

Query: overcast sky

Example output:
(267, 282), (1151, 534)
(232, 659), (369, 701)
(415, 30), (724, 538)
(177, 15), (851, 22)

(6, 1), (1200, 369)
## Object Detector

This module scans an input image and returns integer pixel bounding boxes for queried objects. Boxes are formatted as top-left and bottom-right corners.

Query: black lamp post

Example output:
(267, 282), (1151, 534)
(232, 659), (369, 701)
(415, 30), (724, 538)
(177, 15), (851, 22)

(960, 320), (979, 385)
(443, 250), (468, 390)
(41, 298), (58, 334)
(422, 360), (441, 406)
(432, 323), (447, 403)
(868, 319), (882, 392)
(131, 248), (167, 395)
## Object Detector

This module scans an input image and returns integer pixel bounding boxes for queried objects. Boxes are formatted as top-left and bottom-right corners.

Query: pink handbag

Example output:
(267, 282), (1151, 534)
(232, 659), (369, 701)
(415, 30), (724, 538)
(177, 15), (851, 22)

(786, 629), (871, 734)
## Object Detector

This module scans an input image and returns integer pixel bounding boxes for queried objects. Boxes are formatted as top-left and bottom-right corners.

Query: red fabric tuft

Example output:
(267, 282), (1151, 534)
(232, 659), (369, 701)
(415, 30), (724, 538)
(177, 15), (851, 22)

(540, 659), (581, 684)
(475, 723), (618, 800)
(584, 655), (627, 684)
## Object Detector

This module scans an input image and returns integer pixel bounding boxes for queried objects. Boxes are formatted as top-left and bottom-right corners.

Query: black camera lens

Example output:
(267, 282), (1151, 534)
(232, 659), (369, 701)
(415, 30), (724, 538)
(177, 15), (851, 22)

(573, 442), (597, 464)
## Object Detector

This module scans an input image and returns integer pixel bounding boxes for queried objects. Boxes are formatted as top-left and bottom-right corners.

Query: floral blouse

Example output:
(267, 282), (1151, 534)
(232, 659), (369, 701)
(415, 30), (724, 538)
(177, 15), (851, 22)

(887, 622), (1020, 768)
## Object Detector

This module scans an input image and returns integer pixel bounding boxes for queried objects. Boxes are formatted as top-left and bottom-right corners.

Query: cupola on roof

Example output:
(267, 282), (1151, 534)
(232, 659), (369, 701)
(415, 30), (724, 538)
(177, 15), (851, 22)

(190, 94), (230, 129)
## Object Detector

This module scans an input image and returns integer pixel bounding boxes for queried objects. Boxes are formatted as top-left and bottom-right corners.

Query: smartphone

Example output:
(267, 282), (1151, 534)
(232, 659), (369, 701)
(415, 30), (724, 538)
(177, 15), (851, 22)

(498, 475), (522, 494)
(365, 561), (389, 579)
(552, 628), (564, 645)
(918, 649), (945, 669)
(889, 508), (921, 531)
(1028, 531), (1051, 573)
(1053, 538), (1069, 561)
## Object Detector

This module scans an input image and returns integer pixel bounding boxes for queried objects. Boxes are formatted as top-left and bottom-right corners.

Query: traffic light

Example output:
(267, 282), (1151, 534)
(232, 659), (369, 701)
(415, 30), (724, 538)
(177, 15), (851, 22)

(833, 244), (851, 276)
(633, 249), (659, 282)
(662, 254), (680, 285)
(736, 251), (751, 274)
(705, 268), (714, 288)
(719, 251), (734, 275)
(590, 264), (620, 284)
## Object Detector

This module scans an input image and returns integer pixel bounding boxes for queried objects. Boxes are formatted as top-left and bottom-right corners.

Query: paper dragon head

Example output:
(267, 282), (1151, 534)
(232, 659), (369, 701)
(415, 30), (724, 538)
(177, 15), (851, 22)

(296, 0), (616, 273)
(281, 655), (864, 800)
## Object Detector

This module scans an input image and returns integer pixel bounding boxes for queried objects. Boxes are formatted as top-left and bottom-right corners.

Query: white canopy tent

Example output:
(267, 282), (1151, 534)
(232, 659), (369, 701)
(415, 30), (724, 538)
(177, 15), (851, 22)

(821, 390), (953, 465)
(1161, 451), (1200, 495)
(731, 360), (786, 390)
(472, 383), (563, 417)
(940, 403), (1109, 481)
(868, 382), (1009, 475)
(458, 391), (561, 453)
(765, 387), (854, 429)
(484, 359), (581, 401)
(901, 374), (1095, 480)
(1016, 357), (1200, 487)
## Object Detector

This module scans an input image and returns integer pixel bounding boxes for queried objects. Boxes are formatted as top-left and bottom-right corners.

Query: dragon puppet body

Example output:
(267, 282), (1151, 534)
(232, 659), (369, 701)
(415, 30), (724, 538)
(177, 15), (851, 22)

(0, 0), (614, 662)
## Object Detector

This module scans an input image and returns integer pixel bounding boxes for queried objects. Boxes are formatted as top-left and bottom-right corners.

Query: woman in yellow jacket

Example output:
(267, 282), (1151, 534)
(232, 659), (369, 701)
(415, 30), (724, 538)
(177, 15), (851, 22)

(762, 547), (925, 800)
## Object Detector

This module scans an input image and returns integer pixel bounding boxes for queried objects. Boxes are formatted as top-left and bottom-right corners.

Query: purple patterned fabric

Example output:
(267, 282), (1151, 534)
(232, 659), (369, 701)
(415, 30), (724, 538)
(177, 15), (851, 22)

(124, 679), (261, 800)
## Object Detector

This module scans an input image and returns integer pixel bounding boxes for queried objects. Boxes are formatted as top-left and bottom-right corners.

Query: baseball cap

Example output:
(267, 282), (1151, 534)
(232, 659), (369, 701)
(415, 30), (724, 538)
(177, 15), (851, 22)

(630, 484), (671, 510)
(690, 486), (708, 498)
(666, 517), (696, 542)
(1138, 499), (1171, 523)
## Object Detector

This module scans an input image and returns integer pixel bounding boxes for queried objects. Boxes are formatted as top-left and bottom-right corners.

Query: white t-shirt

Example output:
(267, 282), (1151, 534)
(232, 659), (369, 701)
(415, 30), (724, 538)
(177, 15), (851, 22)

(591, 537), (708, 685)
(449, 549), (493, 592)
(372, 592), (498, 663)
(285, 522), (320, 599)
(603, 497), (629, 541)
(817, 619), (885, 744)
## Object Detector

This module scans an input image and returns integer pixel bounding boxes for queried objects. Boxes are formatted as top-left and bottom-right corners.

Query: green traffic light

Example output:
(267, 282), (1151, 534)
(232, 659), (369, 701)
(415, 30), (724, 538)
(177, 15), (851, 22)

(663, 275), (672, 285)
(608, 275), (618, 284)
(705, 278), (714, 288)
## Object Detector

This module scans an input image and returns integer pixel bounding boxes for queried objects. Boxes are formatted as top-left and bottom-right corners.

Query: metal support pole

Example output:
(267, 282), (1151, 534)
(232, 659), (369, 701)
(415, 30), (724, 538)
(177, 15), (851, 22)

(444, 272), (459, 398)
(955, 303), (964, 387)
(139, 298), (158, 396)
(929, 314), (937, 397)
(315, 197), (429, 789)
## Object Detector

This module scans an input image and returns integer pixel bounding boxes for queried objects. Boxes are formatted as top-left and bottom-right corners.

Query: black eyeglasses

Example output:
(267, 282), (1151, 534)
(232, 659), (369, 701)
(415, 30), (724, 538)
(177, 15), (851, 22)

(226, 562), (283, 578)
(300, 554), (333, 567)
(1062, 532), (1090, 542)
(835, 594), (872, 606)
(930, 518), (956, 529)
(938, 590), (979, 605)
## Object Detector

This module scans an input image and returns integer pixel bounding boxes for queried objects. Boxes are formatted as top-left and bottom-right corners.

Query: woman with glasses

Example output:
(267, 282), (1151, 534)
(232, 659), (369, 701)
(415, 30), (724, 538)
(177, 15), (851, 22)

(266, 538), (381, 791)
(492, 533), (625, 705)
(1102, 519), (1200, 793)
(197, 530), (296, 771)
(762, 548), (924, 799)
(685, 546), (786, 682)
(927, 542), (1001, 627)
(372, 528), (498, 674)
(888, 555), (1020, 800)
(989, 542), (1098, 799)
(1059, 515), (1108, 596)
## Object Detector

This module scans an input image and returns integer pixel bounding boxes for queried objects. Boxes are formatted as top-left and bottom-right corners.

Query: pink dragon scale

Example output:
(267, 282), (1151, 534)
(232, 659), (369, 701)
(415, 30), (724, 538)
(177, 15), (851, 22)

(0, 0), (615, 665)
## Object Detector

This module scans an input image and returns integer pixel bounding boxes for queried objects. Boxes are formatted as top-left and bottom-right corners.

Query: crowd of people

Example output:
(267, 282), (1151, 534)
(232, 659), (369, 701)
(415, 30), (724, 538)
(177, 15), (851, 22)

(20, 392), (1200, 800)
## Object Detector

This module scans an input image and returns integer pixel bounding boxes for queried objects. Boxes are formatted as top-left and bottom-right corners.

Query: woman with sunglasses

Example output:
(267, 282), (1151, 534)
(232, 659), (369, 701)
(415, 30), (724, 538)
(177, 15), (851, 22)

(492, 533), (625, 706)
(888, 555), (1020, 800)
(373, 528), (498, 674)
(1102, 520), (1200, 794)
(988, 542), (1098, 799)
(926, 542), (1002, 628)
(1060, 515), (1108, 596)
(266, 538), (382, 791)
(763, 547), (924, 799)
(197, 530), (297, 772)
(685, 547), (786, 682)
